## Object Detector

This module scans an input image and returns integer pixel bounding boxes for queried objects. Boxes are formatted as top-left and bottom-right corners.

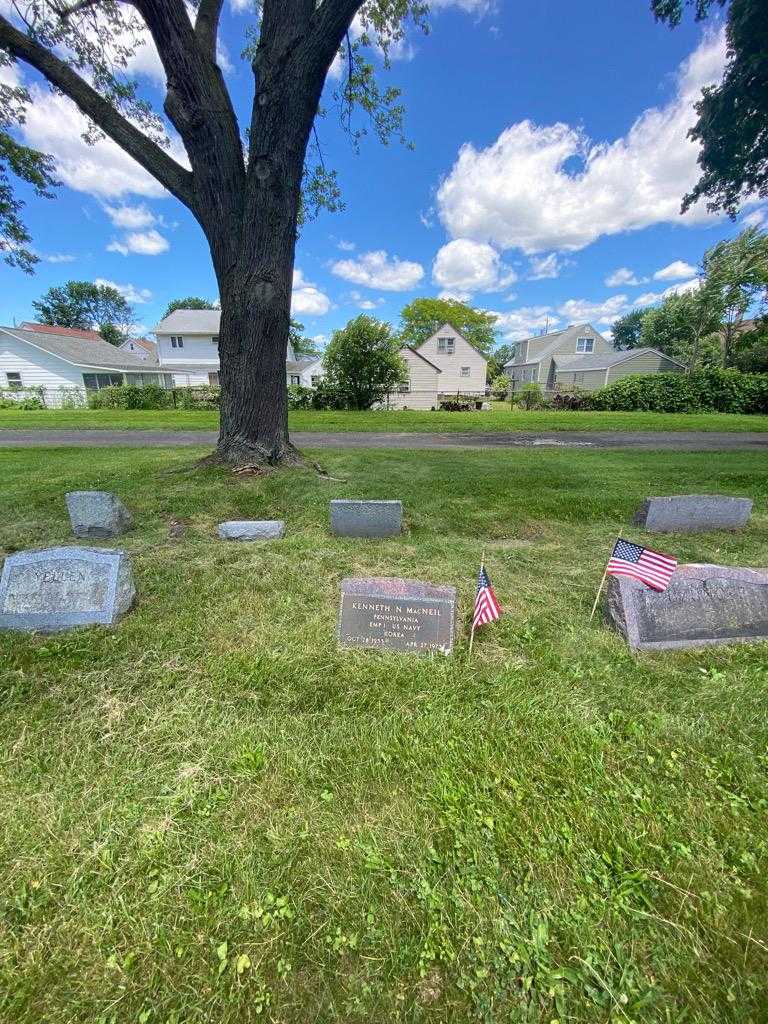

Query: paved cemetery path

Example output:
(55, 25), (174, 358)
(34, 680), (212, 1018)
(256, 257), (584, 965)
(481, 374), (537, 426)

(1, 428), (767, 451)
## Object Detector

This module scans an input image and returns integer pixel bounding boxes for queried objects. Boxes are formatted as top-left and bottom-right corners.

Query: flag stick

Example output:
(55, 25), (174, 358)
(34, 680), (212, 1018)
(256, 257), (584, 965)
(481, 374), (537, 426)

(590, 539), (617, 621)
(468, 548), (485, 658)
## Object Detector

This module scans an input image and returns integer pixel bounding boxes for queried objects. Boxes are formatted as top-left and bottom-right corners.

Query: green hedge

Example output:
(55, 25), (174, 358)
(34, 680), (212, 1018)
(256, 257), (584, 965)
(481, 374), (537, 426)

(88, 384), (174, 410)
(585, 370), (768, 414)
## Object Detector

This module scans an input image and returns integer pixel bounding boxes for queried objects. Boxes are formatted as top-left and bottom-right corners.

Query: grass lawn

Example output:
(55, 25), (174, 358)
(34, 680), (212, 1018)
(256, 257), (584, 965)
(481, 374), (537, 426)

(1, 406), (768, 433)
(1, 445), (767, 1022)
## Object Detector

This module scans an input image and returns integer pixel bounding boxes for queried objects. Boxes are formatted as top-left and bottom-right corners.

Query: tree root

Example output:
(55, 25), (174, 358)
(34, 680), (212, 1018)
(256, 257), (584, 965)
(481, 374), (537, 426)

(200, 435), (305, 470)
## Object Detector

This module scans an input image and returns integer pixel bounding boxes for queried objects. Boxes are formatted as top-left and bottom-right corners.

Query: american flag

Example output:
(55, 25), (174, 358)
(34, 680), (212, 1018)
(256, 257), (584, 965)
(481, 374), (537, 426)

(473, 564), (502, 629)
(606, 538), (678, 592)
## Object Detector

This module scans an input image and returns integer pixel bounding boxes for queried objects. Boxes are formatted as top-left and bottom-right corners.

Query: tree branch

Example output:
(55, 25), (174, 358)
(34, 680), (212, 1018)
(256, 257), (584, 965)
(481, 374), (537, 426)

(195, 0), (224, 61)
(0, 13), (194, 208)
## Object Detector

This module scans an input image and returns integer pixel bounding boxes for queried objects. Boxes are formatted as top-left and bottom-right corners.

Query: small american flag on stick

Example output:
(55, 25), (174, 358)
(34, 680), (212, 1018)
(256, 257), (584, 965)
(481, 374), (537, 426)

(607, 538), (678, 592)
(469, 555), (501, 656)
(590, 537), (678, 621)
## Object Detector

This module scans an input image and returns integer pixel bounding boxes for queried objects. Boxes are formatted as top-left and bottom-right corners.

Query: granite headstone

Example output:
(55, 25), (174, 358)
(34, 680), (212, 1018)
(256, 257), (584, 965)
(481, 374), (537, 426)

(66, 490), (133, 539)
(633, 494), (752, 533)
(338, 577), (456, 654)
(330, 499), (402, 538)
(0, 546), (135, 633)
(606, 563), (768, 652)
(217, 520), (285, 541)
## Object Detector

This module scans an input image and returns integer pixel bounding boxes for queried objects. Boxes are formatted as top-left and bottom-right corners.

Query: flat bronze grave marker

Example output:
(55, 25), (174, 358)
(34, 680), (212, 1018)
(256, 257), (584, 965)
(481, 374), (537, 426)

(338, 577), (456, 654)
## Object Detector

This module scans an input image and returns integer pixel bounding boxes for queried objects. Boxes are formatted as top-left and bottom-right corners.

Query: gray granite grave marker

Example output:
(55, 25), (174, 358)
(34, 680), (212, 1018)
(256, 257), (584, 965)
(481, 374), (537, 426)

(633, 495), (752, 533)
(66, 490), (133, 539)
(330, 499), (402, 538)
(606, 563), (768, 652)
(0, 546), (135, 633)
(217, 520), (285, 541)
(338, 577), (456, 654)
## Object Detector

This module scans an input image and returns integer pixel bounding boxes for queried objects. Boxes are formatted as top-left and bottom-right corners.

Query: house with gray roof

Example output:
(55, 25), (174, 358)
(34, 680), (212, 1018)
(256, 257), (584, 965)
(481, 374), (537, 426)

(153, 308), (324, 388)
(504, 322), (685, 393)
(0, 324), (171, 406)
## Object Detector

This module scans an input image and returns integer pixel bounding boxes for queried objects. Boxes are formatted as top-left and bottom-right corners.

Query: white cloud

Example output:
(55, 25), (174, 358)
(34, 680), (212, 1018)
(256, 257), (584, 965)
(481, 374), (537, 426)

(430, 0), (496, 14)
(292, 269), (331, 317)
(635, 278), (701, 307)
(337, 239), (356, 251)
(43, 253), (77, 264)
(103, 203), (157, 230)
(528, 253), (568, 280)
(436, 31), (728, 254)
(556, 294), (630, 325)
(489, 306), (558, 341)
(742, 208), (765, 228)
(432, 239), (516, 300)
(331, 249), (424, 291)
(350, 290), (384, 310)
(94, 278), (152, 304)
(107, 229), (169, 256)
(605, 267), (646, 287)
(653, 259), (697, 281)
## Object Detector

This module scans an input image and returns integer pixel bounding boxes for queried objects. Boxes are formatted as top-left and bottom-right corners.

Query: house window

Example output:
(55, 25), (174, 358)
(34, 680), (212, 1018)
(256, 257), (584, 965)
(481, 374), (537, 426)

(460, 366), (470, 377)
(170, 336), (184, 349)
(437, 337), (455, 354)
(576, 337), (594, 353)
(208, 372), (220, 386)
(311, 375), (321, 386)
(289, 374), (300, 386)
(212, 336), (219, 346)
(399, 380), (411, 393)
(5, 372), (22, 390)
(82, 373), (123, 390)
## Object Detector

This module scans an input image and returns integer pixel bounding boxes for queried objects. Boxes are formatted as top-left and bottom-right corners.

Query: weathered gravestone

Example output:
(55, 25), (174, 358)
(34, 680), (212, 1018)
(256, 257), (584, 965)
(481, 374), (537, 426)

(606, 563), (768, 652)
(0, 546), (135, 633)
(66, 490), (133, 539)
(217, 520), (285, 541)
(338, 577), (457, 654)
(330, 500), (402, 538)
(633, 495), (753, 533)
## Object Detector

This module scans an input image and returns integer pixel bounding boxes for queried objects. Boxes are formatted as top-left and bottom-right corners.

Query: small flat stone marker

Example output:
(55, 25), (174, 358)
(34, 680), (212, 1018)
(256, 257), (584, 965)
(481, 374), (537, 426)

(338, 577), (456, 654)
(66, 490), (133, 539)
(217, 520), (285, 541)
(633, 494), (752, 533)
(330, 499), (402, 538)
(606, 563), (768, 652)
(0, 546), (135, 633)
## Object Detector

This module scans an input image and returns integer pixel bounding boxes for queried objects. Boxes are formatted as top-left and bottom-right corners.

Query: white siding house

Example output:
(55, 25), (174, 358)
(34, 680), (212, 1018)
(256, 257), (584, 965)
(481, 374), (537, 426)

(383, 347), (441, 410)
(154, 309), (324, 387)
(0, 325), (169, 406)
(414, 323), (488, 397)
(119, 337), (157, 362)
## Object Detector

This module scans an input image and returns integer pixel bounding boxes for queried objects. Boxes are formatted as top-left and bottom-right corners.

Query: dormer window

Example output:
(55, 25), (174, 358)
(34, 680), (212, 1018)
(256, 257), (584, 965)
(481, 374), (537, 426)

(437, 337), (455, 354)
(170, 335), (184, 349)
(576, 337), (594, 353)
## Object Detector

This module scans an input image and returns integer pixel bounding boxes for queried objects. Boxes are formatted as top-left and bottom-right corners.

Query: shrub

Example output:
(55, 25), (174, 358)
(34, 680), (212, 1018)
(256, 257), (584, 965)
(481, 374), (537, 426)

(517, 382), (545, 410)
(551, 391), (588, 411)
(174, 387), (220, 410)
(490, 373), (510, 400)
(439, 399), (473, 412)
(88, 385), (174, 410)
(587, 370), (768, 414)
(310, 379), (347, 410)
(287, 383), (313, 410)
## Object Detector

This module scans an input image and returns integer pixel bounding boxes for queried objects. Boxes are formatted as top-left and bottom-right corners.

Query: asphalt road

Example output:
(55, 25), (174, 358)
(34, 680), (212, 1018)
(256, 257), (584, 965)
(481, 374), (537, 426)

(1, 429), (767, 450)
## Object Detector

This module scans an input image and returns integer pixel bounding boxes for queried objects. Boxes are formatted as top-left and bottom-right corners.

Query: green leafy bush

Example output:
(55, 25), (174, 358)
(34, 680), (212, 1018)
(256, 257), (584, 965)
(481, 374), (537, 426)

(310, 379), (347, 410)
(88, 385), (174, 410)
(586, 370), (768, 414)
(518, 382), (545, 410)
(287, 383), (313, 410)
(0, 394), (43, 409)
(174, 387), (220, 410)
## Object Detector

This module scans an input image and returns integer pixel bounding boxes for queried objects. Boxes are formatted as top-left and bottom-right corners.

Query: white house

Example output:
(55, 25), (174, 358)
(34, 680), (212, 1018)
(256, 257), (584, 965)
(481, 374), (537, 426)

(383, 346), (442, 410)
(153, 309), (324, 388)
(413, 322), (488, 398)
(0, 324), (170, 405)
(119, 337), (157, 362)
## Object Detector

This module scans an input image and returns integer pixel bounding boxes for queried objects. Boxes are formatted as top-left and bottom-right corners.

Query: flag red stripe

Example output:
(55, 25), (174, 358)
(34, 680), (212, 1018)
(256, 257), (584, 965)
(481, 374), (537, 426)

(606, 563), (672, 591)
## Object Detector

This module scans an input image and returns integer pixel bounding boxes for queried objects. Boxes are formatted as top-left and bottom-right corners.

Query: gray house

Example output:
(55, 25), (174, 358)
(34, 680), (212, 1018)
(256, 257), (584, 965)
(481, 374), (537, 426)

(504, 322), (685, 392)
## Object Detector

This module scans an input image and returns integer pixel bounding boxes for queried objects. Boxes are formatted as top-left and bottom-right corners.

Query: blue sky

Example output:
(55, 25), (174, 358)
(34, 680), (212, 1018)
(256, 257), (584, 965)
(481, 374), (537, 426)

(1, 0), (765, 347)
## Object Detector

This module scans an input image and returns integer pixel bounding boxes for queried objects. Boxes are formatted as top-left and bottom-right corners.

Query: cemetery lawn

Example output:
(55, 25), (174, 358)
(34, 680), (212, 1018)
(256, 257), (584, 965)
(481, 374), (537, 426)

(1, 444), (768, 1023)
(1, 406), (768, 432)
